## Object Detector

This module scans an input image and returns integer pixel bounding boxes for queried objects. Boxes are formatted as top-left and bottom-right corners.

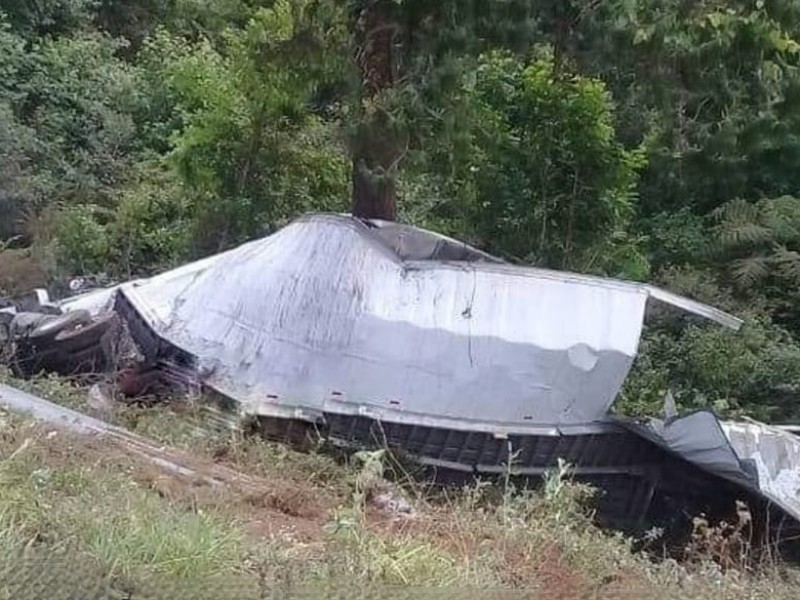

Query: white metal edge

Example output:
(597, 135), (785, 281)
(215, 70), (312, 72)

(644, 285), (743, 330)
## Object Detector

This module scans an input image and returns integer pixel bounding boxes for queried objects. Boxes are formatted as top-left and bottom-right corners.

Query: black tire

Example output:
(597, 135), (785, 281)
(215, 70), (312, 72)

(52, 313), (120, 354)
(11, 346), (62, 379)
(11, 314), (120, 378)
(27, 310), (92, 343)
(46, 344), (109, 376)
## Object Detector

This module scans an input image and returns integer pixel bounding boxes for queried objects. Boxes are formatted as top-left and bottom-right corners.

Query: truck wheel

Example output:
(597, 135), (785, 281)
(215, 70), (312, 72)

(45, 344), (109, 376)
(51, 313), (120, 354)
(26, 310), (92, 343)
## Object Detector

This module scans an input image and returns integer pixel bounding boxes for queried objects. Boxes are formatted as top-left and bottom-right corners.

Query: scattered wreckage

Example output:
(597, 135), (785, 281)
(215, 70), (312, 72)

(0, 290), (121, 379)
(3, 213), (800, 549)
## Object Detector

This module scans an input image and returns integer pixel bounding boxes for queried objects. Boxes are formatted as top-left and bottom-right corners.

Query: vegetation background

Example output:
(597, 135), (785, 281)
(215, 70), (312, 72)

(3, 0), (800, 421)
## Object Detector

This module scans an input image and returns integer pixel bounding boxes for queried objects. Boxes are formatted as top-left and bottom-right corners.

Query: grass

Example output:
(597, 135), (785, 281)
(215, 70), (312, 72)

(2, 368), (800, 598)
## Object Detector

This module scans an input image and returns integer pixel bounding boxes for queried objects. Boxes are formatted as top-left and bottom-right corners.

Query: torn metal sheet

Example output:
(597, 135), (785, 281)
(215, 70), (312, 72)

(721, 420), (800, 524)
(644, 286), (743, 331)
(617, 412), (757, 489)
(59, 213), (740, 431)
(618, 411), (800, 530)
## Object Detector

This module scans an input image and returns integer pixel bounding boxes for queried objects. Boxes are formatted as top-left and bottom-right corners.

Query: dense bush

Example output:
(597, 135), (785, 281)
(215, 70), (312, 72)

(621, 318), (800, 423)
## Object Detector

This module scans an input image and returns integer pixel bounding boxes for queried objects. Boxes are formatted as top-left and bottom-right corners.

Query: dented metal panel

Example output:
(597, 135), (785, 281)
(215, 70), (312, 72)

(66, 213), (740, 432)
(617, 412), (800, 528)
(124, 215), (649, 425)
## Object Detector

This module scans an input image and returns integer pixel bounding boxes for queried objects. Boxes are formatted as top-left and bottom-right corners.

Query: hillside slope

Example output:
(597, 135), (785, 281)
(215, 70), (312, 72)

(0, 371), (798, 598)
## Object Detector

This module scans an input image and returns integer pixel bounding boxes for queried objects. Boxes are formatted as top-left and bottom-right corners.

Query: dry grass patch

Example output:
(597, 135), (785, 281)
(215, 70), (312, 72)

(3, 370), (800, 598)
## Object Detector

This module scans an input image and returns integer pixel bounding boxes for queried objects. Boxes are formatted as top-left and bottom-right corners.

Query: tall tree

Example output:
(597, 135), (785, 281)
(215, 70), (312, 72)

(350, 0), (401, 220)
(347, 0), (540, 221)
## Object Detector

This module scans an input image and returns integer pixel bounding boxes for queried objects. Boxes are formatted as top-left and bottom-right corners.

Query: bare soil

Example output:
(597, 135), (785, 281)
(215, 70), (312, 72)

(6, 420), (336, 548)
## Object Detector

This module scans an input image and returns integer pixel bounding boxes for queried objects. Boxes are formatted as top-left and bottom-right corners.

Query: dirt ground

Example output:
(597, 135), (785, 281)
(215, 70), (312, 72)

(52, 424), (339, 549)
(0, 412), (598, 596)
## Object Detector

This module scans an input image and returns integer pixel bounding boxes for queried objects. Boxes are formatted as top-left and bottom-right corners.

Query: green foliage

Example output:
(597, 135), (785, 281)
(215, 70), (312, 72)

(641, 208), (710, 269)
(0, 0), (96, 37)
(423, 51), (647, 276)
(576, 0), (800, 217)
(6, 0), (800, 422)
(707, 195), (800, 336)
(0, 20), (147, 244)
(41, 167), (194, 279)
(620, 264), (800, 422)
(622, 317), (800, 423)
(0, 103), (38, 240)
(111, 168), (192, 276)
(144, 2), (350, 252)
(50, 204), (112, 275)
(713, 196), (800, 288)
(18, 33), (145, 205)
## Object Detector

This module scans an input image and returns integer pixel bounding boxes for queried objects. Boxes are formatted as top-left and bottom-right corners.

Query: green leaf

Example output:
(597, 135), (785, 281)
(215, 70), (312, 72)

(730, 255), (770, 288)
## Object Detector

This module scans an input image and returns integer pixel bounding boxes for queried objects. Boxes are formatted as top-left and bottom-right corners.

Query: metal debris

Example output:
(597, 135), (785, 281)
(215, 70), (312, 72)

(58, 214), (741, 431)
(12, 213), (800, 546)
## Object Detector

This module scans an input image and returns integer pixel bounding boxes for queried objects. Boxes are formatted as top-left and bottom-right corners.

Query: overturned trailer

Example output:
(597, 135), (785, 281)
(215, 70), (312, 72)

(59, 214), (800, 545)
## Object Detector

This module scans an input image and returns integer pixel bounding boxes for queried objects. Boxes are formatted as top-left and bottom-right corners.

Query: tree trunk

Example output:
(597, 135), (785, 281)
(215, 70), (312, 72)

(350, 0), (400, 221)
